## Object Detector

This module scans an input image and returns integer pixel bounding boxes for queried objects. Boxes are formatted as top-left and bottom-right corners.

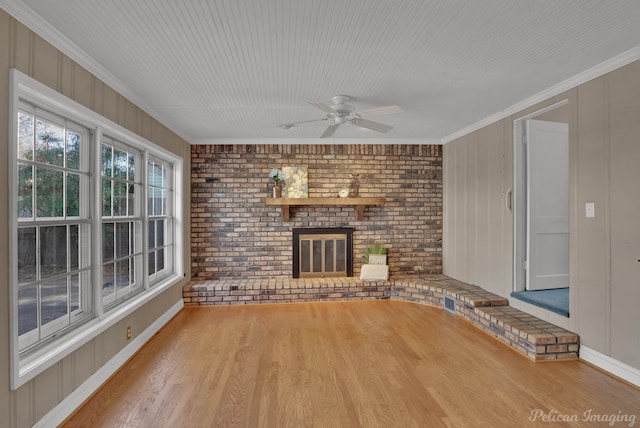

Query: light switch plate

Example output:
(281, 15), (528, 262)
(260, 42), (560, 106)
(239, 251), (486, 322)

(585, 202), (595, 218)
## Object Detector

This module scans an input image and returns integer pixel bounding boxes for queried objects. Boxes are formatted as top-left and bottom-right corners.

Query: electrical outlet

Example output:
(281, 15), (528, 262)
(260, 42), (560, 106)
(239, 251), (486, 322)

(126, 326), (132, 341)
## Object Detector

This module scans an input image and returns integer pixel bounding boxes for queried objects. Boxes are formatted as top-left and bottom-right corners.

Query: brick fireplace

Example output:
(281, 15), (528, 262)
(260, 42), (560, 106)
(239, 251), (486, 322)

(191, 144), (442, 280)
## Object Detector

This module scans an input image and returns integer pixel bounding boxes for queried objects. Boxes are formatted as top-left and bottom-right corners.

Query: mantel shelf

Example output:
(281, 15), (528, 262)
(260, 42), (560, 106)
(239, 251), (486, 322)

(265, 197), (387, 221)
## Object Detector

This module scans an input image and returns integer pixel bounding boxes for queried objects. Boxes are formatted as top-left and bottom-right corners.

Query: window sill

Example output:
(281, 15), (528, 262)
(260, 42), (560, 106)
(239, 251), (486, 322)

(13, 273), (184, 390)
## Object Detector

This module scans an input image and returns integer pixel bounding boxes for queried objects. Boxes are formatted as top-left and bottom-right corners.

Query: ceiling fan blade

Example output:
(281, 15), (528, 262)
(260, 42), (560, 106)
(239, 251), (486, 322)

(309, 101), (337, 114)
(278, 117), (328, 128)
(320, 123), (340, 138)
(356, 105), (403, 117)
(351, 118), (393, 133)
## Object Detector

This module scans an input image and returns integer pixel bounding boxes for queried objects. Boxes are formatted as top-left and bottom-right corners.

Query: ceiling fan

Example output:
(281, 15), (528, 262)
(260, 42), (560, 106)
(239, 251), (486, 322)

(278, 95), (403, 138)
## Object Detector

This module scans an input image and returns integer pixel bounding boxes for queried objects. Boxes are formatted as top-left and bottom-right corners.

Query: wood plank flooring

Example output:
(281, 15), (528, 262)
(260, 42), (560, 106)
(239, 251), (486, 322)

(62, 301), (640, 427)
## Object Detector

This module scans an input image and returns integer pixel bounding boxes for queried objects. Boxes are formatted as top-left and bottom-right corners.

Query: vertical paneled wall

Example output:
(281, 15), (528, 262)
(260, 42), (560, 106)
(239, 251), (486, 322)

(0, 11), (190, 427)
(191, 144), (443, 279)
(443, 60), (640, 371)
(606, 62), (640, 367)
(443, 121), (511, 297)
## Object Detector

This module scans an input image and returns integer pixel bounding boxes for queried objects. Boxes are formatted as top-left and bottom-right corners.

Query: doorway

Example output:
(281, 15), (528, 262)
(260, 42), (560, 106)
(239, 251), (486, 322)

(512, 101), (570, 316)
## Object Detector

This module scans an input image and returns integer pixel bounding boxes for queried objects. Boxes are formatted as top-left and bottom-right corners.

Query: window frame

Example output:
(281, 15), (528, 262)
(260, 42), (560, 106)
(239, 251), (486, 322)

(15, 102), (94, 352)
(147, 157), (175, 284)
(9, 69), (184, 390)
(100, 137), (145, 308)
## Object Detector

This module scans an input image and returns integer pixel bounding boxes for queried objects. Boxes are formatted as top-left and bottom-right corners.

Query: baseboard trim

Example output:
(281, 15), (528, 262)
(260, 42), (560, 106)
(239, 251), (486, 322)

(33, 299), (184, 428)
(580, 345), (640, 388)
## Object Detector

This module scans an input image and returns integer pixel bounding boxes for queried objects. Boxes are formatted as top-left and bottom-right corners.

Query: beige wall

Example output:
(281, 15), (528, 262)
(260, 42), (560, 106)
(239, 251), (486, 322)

(0, 11), (191, 427)
(443, 61), (640, 370)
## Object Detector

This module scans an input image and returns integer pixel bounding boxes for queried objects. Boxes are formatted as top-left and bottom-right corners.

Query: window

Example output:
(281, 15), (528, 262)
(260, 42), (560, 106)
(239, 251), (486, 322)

(147, 158), (174, 284)
(101, 139), (143, 307)
(10, 69), (183, 389)
(16, 104), (92, 351)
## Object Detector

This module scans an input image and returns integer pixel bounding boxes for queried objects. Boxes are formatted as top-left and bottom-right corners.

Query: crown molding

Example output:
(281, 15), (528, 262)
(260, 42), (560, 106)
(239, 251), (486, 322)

(0, 0), (194, 144)
(192, 137), (443, 145)
(442, 46), (640, 144)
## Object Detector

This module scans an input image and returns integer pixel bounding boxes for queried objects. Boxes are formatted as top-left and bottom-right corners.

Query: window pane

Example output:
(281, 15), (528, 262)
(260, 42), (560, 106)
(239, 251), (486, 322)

(128, 153), (135, 181)
(149, 250), (156, 276)
(116, 260), (130, 294)
(155, 164), (164, 187)
(17, 163), (33, 218)
(157, 248), (165, 272)
(154, 189), (164, 217)
(18, 111), (34, 161)
(66, 131), (80, 170)
(128, 184), (135, 216)
(66, 173), (80, 217)
(35, 119), (64, 166)
(148, 220), (156, 249)
(156, 220), (165, 247)
(113, 181), (127, 216)
(116, 222), (130, 258)
(18, 283), (37, 336)
(102, 179), (112, 217)
(102, 223), (114, 262)
(40, 225), (67, 279)
(101, 144), (112, 177)
(36, 166), (64, 218)
(102, 263), (114, 299)
(113, 148), (128, 180)
(70, 224), (79, 271)
(41, 276), (68, 327)
(147, 192), (153, 216)
(70, 274), (80, 312)
(18, 227), (37, 284)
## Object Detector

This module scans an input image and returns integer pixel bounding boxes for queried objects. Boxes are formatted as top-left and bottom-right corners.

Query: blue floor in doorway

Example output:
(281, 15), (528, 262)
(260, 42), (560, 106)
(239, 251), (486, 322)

(510, 288), (569, 317)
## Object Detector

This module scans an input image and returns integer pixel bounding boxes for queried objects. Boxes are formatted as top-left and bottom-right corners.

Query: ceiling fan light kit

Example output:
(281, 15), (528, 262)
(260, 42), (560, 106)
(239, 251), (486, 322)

(279, 95), (403, 138)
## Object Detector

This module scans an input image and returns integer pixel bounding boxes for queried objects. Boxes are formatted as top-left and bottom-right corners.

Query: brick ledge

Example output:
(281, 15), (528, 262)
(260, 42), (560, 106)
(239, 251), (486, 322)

(183, 274), (579, 361)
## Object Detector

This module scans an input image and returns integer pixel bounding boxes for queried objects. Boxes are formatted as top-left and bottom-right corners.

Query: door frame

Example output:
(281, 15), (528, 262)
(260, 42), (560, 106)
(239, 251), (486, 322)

(512, 100), (569, 292)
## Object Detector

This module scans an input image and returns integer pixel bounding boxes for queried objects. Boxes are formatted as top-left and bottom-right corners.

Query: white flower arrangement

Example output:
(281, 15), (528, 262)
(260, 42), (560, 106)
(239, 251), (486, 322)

(268, 168), (285, 183)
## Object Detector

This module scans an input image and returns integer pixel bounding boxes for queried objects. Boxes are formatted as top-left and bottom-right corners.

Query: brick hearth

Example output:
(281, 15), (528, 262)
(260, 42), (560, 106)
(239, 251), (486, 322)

(183, 274), (579, 361)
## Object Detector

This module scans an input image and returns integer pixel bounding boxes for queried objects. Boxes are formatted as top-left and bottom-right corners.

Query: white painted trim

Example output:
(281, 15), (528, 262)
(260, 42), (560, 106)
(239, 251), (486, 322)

(0, 0), (194, 144)
(579, 345), (640, 388)
(191, 137), (444, 145)
(442, 46), (640, 144)
(32, 300), (184, 428)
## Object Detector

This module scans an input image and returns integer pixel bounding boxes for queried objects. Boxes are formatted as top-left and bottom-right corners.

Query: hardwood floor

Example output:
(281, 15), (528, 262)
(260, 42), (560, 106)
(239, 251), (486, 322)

(62, 301), (639, 427)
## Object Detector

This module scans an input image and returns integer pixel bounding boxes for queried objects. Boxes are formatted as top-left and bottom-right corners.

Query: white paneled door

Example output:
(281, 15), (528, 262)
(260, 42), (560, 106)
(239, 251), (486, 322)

(526, 120), (570, 290)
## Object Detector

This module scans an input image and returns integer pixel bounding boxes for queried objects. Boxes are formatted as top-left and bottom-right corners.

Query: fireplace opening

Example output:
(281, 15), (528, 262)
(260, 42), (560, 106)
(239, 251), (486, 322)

(293, 228), (353, 278)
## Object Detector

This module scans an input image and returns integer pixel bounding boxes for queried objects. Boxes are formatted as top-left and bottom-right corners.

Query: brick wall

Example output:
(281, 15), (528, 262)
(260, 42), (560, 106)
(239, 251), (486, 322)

(191, 144), (442, 279)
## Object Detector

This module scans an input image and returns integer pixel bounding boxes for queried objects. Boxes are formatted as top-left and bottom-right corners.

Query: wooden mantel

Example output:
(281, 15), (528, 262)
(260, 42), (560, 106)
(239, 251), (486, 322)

(265, 197), (387, 221)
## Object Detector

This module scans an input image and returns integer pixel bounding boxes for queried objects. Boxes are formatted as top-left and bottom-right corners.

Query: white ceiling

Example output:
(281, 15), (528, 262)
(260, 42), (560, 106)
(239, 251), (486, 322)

(3, 0), (640, 144)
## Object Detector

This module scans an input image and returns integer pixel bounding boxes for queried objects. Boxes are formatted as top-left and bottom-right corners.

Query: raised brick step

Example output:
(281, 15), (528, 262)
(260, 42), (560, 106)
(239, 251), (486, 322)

(183, 274), (579, 361)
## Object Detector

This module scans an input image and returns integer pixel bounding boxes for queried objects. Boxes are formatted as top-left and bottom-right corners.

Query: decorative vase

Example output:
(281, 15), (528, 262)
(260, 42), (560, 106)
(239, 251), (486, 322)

(272, 184), (282, 198)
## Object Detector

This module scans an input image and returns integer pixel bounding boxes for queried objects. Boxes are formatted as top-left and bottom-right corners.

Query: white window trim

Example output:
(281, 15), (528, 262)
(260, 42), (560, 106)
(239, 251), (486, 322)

(9, 69), (184, 390)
